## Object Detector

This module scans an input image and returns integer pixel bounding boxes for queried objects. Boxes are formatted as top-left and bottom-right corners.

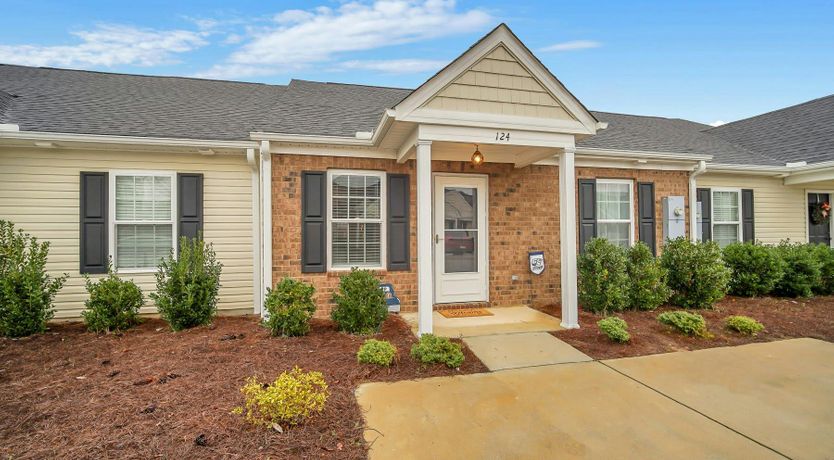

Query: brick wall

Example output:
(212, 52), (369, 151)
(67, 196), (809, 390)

(272, 154), (561, 317)
(575, 167), (691, 251)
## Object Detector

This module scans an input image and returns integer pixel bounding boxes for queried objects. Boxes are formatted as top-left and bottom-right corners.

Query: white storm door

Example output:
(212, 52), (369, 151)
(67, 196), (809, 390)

(433, 175), (488, 303)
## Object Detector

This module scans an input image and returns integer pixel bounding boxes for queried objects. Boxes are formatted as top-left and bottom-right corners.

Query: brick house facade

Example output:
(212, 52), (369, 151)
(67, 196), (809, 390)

(272, 153), (690, 318)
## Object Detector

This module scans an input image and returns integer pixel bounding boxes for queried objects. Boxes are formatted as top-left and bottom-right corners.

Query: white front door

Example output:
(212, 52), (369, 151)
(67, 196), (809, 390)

(434, 175), (488, 304)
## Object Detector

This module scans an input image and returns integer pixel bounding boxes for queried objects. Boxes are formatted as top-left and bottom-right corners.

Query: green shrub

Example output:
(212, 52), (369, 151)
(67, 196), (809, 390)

(357, 339), (397, 366)
(234, 367), (329, 427)
(263, 278), (316, 337)
(657, 311), (708, 336)
(82, 262), (144, 333)
(330, 268), (387, 334)
(725, 315), (764, 335)
(150, 237), (222, 331)
(722, 242), (784, 297)
(578, 238), (629, 314)
(773, 241), (820, 298)
(661, 238), (730, 309)
(597, 316), (630, 343)
(810, 244), (834, 295)
(626, 242), (670, 310)
(0, 220), (67, 337)
(410, 334), (465, 368)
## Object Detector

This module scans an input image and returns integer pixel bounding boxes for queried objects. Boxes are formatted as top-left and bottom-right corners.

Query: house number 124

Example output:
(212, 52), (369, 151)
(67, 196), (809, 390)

(495, 131), (511, 141)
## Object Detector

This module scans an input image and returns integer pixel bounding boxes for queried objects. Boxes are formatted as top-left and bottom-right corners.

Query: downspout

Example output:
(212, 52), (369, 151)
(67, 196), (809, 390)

(260, 140), (272, 316)
(689, 160), (707, 242)
(246, 148), (262, 315)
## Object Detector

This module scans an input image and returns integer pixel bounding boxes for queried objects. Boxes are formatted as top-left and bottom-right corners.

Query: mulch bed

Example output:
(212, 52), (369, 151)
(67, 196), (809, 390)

(543, 295), (834, 360)
(0, 315), (487, 459)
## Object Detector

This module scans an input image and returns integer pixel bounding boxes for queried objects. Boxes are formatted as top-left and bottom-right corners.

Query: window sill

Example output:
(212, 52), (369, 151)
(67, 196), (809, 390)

(116, 268), (158, 275)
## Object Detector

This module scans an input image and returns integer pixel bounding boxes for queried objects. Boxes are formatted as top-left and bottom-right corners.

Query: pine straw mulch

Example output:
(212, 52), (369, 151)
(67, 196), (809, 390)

(541, 295), (834, 360)
(0, 314), (487, 459)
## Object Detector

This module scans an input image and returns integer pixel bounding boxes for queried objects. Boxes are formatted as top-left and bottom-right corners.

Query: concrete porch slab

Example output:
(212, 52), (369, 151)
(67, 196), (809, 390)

(463, 332), (591, 371)
(400, 306), (562, 338)
(605, 338), (834, 460)
(356, 362), (781, 460)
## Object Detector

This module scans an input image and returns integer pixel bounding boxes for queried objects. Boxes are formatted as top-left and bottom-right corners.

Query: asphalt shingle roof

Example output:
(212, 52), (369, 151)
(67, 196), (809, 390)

(579, 111), (780, 165)
(0, 64), (830, 167)
(705, 95), (834, 165)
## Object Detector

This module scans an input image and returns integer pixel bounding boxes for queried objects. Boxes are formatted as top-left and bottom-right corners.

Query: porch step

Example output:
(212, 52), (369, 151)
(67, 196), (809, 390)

(463, 332), (592, 371)
(401, 306), (562, 338)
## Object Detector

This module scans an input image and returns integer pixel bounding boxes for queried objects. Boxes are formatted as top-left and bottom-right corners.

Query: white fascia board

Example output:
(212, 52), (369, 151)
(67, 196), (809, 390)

(270, 144), (396, 159)
(0, 130), (256, 151)
(784, 167), (834, 185)
(399, 108), (593, 135)
(417, 123), (575, 149)
(575, 147), (712, 162)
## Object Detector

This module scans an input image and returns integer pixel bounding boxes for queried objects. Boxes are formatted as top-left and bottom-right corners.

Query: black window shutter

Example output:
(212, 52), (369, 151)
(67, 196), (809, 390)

(637, 182), (657, 255)
(387, 174), (410, 271)
(177, 173), (204, 248)
(578, 179), (597, 252)
(696, 188), (712, 241)
(742, 189), (755, 242)
(80, 172), (109, 274)
(301, 171), (327, 273)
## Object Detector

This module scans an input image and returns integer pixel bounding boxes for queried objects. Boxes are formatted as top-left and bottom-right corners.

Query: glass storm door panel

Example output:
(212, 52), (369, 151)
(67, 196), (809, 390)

(808, 193), (832, 246)
(434, 175), (488, 304)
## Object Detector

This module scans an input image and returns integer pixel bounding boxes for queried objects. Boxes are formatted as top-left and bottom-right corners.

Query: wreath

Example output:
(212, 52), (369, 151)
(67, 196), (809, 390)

(811, 201), (831, 225)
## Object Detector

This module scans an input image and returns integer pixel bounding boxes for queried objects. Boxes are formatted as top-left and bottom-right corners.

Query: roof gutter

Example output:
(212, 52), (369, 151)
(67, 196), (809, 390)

(0, 130), (257, 151)
(575, 147), (712, 162)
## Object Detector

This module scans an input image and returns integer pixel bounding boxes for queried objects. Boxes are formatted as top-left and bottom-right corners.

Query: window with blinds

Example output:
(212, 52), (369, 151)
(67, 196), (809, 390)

(328, 171), (386, 269)
(712, 190), (741, 247)
(596, 180), (633, 248)
(113, 174), (175, 270)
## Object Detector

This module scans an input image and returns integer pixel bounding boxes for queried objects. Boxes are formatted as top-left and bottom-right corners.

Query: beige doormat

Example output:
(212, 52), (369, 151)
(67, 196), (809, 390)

(439, 308), (494, 318)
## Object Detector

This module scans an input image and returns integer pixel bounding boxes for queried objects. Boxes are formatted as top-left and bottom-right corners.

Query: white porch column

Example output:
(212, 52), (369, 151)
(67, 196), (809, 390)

(559, 147), (580, 329)
(416, 140), (434, 335)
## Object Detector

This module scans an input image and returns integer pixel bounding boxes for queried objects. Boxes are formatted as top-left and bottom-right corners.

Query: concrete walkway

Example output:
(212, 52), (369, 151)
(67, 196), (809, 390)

(401, 306), (562, 338)
(357, 338), (834, 459)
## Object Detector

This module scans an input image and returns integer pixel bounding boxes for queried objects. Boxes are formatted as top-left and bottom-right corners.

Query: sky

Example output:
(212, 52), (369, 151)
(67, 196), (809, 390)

(1, 0), (832, 125)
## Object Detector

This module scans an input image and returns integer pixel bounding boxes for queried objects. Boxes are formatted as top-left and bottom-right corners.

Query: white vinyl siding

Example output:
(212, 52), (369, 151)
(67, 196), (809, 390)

(712, 189), (742, 247)
(697, 173), (810, 245)
(112, 173), (175, 271)
(0, 147), (254, 319)
(596, 179), (633, 248)
(327, 170), (385, 269)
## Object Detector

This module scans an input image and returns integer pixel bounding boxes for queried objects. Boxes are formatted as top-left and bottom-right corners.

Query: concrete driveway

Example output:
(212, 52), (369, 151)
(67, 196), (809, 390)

(356, 338), (834, 459)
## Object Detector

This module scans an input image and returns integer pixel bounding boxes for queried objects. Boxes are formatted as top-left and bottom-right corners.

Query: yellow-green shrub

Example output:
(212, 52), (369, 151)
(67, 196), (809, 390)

(725, 315), (764, 335)
(234, 367), (329, 427)
(357, 339), (397, 366)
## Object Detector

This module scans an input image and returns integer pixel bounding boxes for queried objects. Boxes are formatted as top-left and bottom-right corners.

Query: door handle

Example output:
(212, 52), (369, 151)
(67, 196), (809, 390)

(435, 234), (440, 244)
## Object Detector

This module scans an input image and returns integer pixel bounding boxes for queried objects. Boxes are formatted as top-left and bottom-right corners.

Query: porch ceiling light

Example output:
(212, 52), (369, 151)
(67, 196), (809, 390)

(471, 144), (484, 166)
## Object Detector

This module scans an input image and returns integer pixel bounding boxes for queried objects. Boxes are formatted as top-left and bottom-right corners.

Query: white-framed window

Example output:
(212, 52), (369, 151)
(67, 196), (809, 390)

(596, 179), (634, 248)
(327, 170), (386, 270)
(712, 188), (742, 247)
(110, 171), (176, 272)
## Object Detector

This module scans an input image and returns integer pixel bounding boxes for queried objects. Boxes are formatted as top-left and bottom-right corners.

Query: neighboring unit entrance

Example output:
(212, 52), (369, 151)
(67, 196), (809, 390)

(808, 192), (832, 246)
(434, 175), (488, 303)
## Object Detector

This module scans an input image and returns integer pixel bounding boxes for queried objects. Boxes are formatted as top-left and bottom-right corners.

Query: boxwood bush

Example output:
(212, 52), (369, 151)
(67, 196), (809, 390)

(263, 277), (316, 337)
(722, 242), (784, 297)
(810, 244), (834, 295)
(597, 316), (630, 343)
(773, 241), (821, 298)
(82, 262), (144, 333)
(626, 242), (670, 310)
(357, 339), (397, 366)
(234, 367), (329, 427)
(410, 334), (464, 368)
(0, 220), (67, 337)
(331, 268), (387, 334)
(578, 238), (629, 314)
(660, 238), (730, 309)
(151, 237), (222, 331)
(725, 315), (764, 335)
(657, 310), (708, 337)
